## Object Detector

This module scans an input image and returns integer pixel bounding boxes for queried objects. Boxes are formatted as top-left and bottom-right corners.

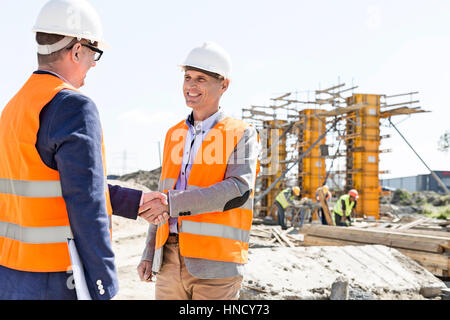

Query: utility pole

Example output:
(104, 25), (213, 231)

(158, 141), (162, 168)
(122, 150), (127, 175)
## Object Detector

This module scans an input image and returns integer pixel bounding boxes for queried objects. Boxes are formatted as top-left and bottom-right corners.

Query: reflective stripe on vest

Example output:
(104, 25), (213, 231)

(0, 221), (73, 244)
(180, 220), (250, 243)
(0, 215), (112, 244)
(0, 179), (108, 198)
(0, 179), (62, 197)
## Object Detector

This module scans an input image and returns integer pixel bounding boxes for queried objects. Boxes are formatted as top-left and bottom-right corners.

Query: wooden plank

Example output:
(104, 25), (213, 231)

(282, 227), (295, 235)
(273, 228), (295, 248)
(397, 218), (427, 230)
(303, 235), (449, 277)
(304, 225), (449, 253)
(317, 187), (334, 225)
(381, 228), (450, 239)
(271, 229), (286, 247)
(396, 248), (450, 271)
(303, 235), (358, 247)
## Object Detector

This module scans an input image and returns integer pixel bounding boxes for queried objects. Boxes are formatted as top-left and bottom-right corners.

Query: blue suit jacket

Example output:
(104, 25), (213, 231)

(0, 71), (142, 300)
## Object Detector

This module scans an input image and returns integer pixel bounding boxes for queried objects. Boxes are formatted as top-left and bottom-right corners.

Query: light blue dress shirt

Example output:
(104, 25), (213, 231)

(168, 109), (221, 233)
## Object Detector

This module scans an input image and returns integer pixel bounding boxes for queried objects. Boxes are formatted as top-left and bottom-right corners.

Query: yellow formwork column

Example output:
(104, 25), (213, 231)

(261, 120), (287, 218)
(298, 109), (326, 200)
(346, 94), (381, 219)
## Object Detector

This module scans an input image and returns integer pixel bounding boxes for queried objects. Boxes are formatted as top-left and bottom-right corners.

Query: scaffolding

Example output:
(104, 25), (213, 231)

(245, 82), (429, 221)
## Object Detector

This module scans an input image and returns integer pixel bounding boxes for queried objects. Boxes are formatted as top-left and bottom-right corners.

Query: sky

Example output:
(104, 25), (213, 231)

(0, 0), (449, 179)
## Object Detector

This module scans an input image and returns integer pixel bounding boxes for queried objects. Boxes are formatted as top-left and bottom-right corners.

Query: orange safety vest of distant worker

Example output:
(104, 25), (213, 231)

(0, 73), (112, 272)
(155, 117), (259, 264)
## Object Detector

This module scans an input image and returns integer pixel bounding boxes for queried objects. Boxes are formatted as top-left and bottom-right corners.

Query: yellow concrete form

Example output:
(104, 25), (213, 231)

(298, 109), (326, 200)
(345, 94), (381, 219)
(261, 120), (287, 217)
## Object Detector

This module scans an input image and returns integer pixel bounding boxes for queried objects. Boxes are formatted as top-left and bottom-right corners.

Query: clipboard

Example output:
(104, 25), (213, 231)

(68, 239), (92, 300)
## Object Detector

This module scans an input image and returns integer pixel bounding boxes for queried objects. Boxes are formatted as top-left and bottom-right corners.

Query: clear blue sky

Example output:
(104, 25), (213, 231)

(1, 0), (449, 178)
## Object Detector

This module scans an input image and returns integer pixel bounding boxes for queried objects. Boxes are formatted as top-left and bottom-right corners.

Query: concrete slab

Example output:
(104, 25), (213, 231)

(240, 245), (447, 300)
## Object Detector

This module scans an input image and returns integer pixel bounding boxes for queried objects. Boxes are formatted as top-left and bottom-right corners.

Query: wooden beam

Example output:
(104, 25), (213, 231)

(302, 225), (449, 253)
(396, 248), (450, 271)
(317, 187), (334, 225)
(273, 227), (295, 248)
(302, 234), (449, 277)
(384, 228), (450, 238)
(271, 229), (286, 247)
(397, 218), (427, 230)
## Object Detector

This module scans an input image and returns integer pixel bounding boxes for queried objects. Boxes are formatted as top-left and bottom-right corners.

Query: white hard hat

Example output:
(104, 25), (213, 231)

(181, 42), (232, 79)
(32, 0), (109, 54)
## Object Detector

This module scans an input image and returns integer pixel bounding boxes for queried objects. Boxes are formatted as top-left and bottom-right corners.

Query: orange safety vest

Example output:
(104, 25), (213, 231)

(155, 117), (257, 265)
(0, 73), (113, 273)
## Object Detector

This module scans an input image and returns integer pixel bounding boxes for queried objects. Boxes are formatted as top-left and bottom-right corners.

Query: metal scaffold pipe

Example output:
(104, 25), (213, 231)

(255, 119), (338, 204)
(388, 118), (450, 195)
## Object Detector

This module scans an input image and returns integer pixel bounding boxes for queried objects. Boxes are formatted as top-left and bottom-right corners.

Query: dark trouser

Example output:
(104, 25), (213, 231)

(275, 201), (288, 230)
(334, 212), (349, 227)
(318, 207), (328, 225)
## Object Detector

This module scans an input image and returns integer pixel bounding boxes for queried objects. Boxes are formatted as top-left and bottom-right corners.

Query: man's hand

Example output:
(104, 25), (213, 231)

(137, 260), (154, 282)
(142, 191), (168, 206)
(139, 192), (170, 225)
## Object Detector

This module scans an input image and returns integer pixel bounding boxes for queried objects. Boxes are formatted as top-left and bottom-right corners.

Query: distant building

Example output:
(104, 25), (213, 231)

(380, 171), (450, 194)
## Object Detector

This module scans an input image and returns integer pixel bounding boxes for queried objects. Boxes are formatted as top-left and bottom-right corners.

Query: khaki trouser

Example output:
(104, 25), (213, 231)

(155, 234), (243, 300)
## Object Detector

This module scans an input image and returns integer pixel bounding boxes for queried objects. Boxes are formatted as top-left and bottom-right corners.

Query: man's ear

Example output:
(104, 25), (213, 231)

(71, 43), (82, 62)
(221, 79), (230, 91)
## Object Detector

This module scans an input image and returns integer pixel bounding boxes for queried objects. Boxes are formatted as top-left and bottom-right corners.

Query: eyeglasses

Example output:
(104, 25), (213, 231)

(81, 44), (103, 62)
(66, 43), (104, 62)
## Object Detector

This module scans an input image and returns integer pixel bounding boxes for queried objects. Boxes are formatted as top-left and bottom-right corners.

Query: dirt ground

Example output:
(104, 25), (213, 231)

(108, 180), (447, 300)
(111, 214), (446, 300)
(112, 215), (155, 300)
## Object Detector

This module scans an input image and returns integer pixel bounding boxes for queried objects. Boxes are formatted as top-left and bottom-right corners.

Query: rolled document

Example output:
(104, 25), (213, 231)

(68, 239), (92, 300)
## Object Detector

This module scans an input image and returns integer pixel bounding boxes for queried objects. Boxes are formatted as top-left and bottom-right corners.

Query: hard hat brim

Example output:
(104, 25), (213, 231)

(32, 28), (110, 50)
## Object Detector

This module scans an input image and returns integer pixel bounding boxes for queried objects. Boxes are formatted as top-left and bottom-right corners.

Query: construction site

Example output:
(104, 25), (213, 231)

(109, 81), (450, 300)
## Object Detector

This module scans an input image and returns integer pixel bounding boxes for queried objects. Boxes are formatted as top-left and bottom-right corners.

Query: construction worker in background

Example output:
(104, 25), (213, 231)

(315, 185), (332, 225)
(136, 42), (260, 300)
(0, 0), (165, 300)
(333, 189), (359, 227)
(274, 186), (301, 230)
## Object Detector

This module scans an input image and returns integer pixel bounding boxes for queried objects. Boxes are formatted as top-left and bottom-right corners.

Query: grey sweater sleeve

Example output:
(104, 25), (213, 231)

(141, 224), (157, 262)
(168, 126), (260, 217)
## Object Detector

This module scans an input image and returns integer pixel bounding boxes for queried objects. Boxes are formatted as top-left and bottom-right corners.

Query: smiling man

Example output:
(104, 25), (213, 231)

(137, 42), (260, 300)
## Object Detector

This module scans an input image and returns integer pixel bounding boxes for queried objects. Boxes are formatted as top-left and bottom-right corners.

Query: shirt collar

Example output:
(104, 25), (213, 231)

(186, 108), (222, 135)
(35, 70), (71, 85)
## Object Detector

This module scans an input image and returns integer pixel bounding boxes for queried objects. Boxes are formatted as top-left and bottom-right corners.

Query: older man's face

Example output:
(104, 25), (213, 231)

(68, 42), (98, 88)
(183, 70), (227, 110)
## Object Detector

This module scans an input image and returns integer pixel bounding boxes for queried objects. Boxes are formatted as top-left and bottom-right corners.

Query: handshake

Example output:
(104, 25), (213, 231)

(138, 192), (170, 225)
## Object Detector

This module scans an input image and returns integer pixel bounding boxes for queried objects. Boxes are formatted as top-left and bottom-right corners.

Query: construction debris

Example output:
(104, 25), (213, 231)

(299, 223), (450, 278)
(240, 245), (447, 300)
(109, 178), (450, 300)
(330, 276), (349, 300)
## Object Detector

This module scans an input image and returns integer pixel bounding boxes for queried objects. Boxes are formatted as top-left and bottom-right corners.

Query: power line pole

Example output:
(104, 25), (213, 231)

(122, 150), (127, 175)
(158, 141), (162, 168)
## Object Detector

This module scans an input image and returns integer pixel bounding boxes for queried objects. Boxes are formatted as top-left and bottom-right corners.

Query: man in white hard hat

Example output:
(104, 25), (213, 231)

(0, 0), (166, 300)
(137, 42), (260, 300)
